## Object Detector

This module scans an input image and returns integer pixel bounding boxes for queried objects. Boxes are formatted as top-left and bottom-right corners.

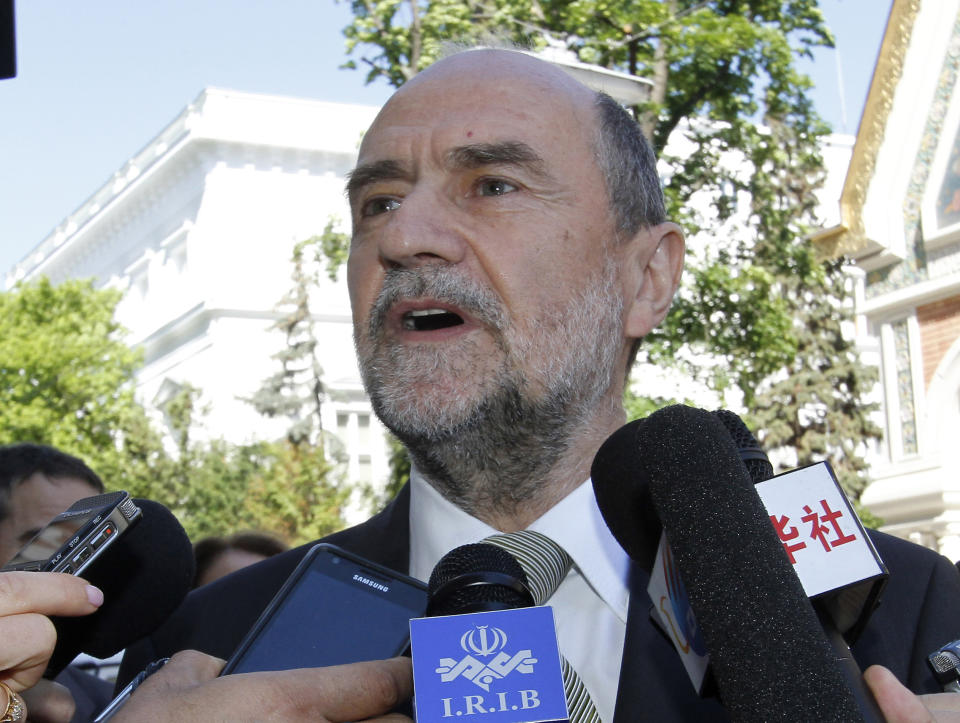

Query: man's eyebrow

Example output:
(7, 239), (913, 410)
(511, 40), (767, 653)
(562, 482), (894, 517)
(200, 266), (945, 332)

(345, 159), (412, 201)
(446, 142), (551, 179)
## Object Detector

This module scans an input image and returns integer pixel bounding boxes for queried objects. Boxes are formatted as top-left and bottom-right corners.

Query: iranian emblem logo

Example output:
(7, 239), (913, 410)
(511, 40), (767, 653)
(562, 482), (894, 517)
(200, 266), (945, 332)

(435, 625), (538, 691)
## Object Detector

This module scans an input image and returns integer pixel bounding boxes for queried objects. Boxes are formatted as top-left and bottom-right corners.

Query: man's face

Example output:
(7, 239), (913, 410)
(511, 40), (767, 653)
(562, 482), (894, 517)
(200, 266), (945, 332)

(0, 473), (98, 564)
(346, 51), (629, 451)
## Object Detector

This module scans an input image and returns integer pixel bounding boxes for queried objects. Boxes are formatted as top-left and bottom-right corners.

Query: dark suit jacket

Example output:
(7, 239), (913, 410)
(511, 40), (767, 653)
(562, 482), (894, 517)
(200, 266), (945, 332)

(118, 484), (960, 721)
(55, 665), (114, 723)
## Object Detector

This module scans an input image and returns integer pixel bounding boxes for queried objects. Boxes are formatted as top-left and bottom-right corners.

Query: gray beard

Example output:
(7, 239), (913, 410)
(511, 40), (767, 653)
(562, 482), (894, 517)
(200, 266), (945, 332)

(356, 262), (622, 519)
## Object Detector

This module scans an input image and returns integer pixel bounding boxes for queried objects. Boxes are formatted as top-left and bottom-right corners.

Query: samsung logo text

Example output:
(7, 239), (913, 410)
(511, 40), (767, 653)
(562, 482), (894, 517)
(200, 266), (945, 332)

(353, 574), (390, 592)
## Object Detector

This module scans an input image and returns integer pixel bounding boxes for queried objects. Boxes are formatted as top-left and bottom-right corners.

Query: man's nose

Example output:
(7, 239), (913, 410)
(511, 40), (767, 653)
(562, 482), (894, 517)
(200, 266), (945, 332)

(376, 194), (468, 268)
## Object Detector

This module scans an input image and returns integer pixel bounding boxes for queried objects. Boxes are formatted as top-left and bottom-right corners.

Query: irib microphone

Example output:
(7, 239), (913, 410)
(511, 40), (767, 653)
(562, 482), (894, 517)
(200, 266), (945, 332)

(410, 543), (568, 722)
(592, 405), (866, 721)
(45, 499), (195, 677)
(426, 542), (534, 615)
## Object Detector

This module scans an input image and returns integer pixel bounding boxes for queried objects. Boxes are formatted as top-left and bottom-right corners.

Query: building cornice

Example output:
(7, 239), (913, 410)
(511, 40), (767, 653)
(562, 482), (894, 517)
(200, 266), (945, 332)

(858, 268), (960, 319)
(819, 0), (921, 259)
(7, 89), (378, 288)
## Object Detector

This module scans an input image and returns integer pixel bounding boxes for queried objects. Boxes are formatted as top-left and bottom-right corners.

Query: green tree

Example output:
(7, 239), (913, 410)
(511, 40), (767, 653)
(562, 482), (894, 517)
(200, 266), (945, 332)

(338, 0), (883, 499)
(739, 117), (881, 500)
(145, 384), (349, 544)
(0, 277), (167, 491)
(247, 239), (328, 448)
(241, 440), (349, 543)
(243, 240), (352, 537)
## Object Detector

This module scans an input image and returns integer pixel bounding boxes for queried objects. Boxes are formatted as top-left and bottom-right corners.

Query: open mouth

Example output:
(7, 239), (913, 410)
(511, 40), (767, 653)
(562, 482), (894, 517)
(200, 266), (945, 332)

(402, 308), (465, 331)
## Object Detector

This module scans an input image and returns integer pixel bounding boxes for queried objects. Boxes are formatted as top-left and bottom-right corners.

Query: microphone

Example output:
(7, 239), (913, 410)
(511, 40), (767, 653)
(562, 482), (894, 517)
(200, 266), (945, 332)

(710, 410), (886, 643)
(710, 409), (773, 483)
(409, 543), (568, 722)
(592, 405), (868, 721)
(426, 542), (534, 615)
(45, 499), (195, 677)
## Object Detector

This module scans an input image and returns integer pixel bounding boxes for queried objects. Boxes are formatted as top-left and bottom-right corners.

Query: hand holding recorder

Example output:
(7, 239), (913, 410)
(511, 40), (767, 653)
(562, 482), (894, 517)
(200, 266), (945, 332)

(0, 570), (104, 721)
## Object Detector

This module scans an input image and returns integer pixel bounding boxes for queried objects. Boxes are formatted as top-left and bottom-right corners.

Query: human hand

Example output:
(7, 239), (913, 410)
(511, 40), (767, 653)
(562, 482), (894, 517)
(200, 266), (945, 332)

(112, 650), (414, 722)
(865, 664), (960, 722)
(0, 570), (104, 722)
(19, 679), (77, 723)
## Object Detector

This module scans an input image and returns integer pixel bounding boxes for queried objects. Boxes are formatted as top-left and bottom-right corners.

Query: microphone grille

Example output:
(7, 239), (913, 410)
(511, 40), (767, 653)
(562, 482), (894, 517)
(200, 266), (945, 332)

(712, 409), (774, 483)
(427, 543), (532, 615)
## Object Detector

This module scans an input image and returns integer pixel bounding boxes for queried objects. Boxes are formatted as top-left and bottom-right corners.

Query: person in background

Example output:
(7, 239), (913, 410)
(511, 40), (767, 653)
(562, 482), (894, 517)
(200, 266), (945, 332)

(0, 443), (115, 722)
(192, 531), (288, 588)
(0, 443), (105, 566)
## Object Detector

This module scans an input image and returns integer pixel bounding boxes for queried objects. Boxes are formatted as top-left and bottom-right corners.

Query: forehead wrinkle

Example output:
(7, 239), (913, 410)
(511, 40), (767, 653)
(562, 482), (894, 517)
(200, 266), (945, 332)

(445, 141), (554, 182)
(345, 159), (413, 203)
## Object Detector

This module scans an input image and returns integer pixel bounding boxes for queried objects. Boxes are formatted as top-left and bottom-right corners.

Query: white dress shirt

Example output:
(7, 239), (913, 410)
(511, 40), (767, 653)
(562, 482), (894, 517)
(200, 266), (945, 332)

(408, 469), (632, 723)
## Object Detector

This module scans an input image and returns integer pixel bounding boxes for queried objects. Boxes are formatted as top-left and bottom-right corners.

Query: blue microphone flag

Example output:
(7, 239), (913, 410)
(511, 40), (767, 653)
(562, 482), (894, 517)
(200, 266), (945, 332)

(410, 606), (568, 723)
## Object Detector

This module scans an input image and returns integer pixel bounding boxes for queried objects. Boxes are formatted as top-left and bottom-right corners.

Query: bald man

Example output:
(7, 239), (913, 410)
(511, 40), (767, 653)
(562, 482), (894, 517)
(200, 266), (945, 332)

(113, 49), (960, 722)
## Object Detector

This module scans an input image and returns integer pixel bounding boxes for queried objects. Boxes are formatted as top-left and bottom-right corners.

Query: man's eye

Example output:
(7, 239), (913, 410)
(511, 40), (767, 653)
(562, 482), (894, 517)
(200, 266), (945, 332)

(361, 197), (402, 217)
(477, 179), (517, 197)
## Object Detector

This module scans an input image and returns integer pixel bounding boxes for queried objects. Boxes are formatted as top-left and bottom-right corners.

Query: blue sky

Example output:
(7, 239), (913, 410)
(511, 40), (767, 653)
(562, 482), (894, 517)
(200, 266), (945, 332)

(0, 1), (890, 278)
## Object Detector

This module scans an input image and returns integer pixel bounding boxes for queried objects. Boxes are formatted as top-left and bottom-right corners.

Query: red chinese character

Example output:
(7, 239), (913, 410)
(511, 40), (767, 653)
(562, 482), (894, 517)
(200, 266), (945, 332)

(801, 499), (857, 552)
(770, 514), (806, 563)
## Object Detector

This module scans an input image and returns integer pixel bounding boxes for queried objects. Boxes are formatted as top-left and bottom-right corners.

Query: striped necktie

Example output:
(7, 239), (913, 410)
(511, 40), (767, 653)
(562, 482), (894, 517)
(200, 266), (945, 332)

(484, 530), (602, 723)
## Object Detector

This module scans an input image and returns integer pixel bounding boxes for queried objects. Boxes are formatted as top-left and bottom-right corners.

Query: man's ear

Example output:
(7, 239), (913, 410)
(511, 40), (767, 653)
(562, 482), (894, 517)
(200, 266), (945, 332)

(624, 222), (685, 339)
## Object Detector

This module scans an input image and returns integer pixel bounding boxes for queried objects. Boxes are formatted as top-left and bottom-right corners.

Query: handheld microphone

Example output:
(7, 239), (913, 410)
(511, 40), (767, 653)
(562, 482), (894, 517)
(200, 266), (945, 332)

(710, 410), (886, 643)
(426, 542), (534, 615)
(45, 499), (195, 677)
(410, 543), (568, 723)
(592, 405), (868, 721)
(710, 409), (773, 483)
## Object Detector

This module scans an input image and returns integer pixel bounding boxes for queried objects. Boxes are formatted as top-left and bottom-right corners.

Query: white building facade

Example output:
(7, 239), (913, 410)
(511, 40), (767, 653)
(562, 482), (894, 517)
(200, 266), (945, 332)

(6, 89), (388, 504)
(818, 0), (960, 560)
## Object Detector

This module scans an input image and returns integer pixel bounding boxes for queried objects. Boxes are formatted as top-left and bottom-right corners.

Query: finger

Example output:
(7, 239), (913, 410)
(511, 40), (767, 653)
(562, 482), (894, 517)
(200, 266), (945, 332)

(271, 656), (413, 722)
(0, 613), (57, 687)
(863, 665), (933, 723)
(132, 649), (226, 694)
(115, 656), (412, 722)
(107, 651), (227, 723)
(920, 693), (960, 721)
(19, 679), (76, 723)
(0, 571), (103, 618)
(0, 682), (26, 723)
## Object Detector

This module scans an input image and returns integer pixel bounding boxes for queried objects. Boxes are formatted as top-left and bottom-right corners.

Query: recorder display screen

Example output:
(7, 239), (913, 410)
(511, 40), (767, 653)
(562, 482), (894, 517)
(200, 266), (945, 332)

(230, 568), (422, 674)
(4, 510), (97, 567)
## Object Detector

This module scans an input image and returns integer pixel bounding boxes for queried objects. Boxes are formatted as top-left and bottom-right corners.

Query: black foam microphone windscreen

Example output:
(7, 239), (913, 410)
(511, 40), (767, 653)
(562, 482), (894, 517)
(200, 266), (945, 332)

(594, 405), (863, 721)
(591, 417), (661, 570)
(45, 499), (195, 677)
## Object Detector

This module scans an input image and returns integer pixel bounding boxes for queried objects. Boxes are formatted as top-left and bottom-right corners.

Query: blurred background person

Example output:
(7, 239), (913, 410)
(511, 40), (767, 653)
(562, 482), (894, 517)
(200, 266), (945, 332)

(193, 530), (288, 588)
(0, 443), (104, 566)
(0, 443), (115, 722)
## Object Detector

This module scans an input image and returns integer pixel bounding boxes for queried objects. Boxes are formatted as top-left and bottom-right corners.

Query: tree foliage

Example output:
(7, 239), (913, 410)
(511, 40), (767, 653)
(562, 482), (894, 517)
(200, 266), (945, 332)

(247, 238), (329, 448)
(0, 278), (165, 491)
(0, 276), (348, 544)
(150, 384), (348, 543)
(242, 239), (352, 538)
(339, 0), (883, 500)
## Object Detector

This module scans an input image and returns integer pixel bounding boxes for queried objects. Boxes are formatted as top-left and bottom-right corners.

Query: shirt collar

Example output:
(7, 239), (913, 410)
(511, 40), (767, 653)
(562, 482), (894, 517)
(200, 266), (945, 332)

(408, 467), (631, 622)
